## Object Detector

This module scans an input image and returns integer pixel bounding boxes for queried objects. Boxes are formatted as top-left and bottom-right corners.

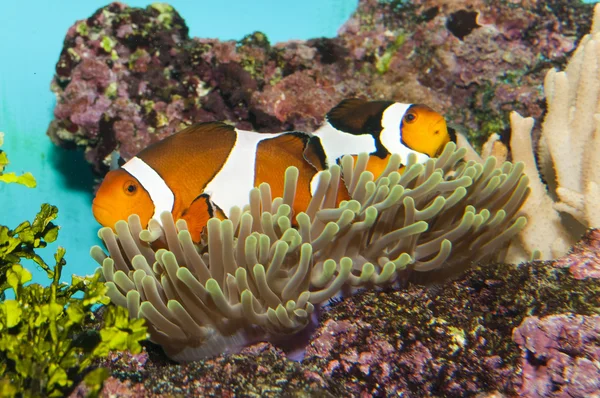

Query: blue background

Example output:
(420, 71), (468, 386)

(0, 0), (358, 284)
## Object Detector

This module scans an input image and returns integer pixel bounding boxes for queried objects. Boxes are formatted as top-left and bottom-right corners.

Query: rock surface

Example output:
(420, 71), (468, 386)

(48, 0), (592, 172)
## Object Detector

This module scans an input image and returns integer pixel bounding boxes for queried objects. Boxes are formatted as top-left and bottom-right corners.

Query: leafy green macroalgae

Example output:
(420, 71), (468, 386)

(0, 134), (147, 397)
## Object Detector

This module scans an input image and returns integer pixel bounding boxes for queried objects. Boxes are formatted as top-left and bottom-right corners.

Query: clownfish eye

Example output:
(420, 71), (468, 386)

(123, 180), (138, 196)
(403, 112), (418, 124)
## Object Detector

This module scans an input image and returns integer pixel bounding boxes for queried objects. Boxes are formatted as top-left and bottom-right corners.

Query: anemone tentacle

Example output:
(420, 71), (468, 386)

(92, 143), (529, 361)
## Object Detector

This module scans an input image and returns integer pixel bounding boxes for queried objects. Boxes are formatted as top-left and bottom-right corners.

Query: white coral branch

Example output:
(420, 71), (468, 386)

(508, 3), (600, 262)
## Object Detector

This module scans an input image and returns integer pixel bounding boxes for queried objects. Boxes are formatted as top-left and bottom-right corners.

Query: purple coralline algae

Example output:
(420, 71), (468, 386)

(71, 229), (600, 397)
(48, 0), (592, 171)
(513, 314), (600, 397)
(554, 229), (600, 279)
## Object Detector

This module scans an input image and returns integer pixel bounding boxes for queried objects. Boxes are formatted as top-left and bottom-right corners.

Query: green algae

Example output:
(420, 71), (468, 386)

(105, 81), (118, 99)
(375, 33), (407, 75)
(0, 202), (147, 397)
(75, 22), (89, 37)
(128, 48), (149, 70)
(239, 31), (271, 49)
(0, 133), (36, 188)
(238, 31), (272, 79)
(151, 3), (175, 29)
(100, 36), (118, 60)
(100, 36), (115, 53)
(236, 31), (287, 85)
(0, 143), (147, 397)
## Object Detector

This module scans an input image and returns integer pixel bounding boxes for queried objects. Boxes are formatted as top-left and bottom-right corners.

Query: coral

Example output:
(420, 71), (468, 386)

(92, 144), (529, 361)
(513, 314), (600, 397)
(47, 1), (592, 171)
(0, 132), (36, 187)
(502, 3), (600, 262)
(73, 342), (332, 397)
(302, 258), (600, 397)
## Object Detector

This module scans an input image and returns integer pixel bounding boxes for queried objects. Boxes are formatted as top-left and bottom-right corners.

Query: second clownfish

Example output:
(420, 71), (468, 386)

(92, 98), (450, 242)
(312, 98), (451, 178)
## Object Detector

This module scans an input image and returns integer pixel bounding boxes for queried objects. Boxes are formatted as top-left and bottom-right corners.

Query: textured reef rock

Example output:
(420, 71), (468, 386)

(71, 343), (331, 397)
(72, 229), (600, 397)
(48, 0), (593, 171)
(554, 225), (600, 279)
(513, 314), (600, 397)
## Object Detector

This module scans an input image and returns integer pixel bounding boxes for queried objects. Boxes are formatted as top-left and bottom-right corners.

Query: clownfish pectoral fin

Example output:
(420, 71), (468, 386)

(326, 98), (393, 135)
(181, 194), (221, 243)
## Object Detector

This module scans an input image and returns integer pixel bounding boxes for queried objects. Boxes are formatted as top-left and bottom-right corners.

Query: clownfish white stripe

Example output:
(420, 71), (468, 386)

(312, 123), (377, 168)
(122, 156), (175, 222)
(203, 129), (282, 217)
(309, 170), (324, 196)
(380, 103), (430, 164)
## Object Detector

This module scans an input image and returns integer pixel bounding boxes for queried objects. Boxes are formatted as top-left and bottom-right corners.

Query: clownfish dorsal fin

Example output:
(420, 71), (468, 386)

(255, 132), (322, 175)
(174, 121), (236, 141)
(326, 98), (394, 135)
(139, 121), (237, 167)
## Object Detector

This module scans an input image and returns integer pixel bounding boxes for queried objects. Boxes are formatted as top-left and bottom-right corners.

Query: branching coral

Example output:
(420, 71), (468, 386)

(92, 143), (529, 361)
(499, 4), (600, 262)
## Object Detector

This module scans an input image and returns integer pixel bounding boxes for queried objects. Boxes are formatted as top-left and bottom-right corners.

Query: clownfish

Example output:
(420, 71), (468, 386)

(92, 99), (450, 242)
(313, 98), (451, 179)
(92, 122), (328, 242)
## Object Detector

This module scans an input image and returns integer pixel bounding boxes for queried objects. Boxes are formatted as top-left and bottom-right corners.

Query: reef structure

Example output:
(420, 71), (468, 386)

(47, 0), (593, 172)
(50, 1), (600, 395)
(458, 3), (600, 262)
(92, 145), (529, 361)
(508, 4), (600, 262)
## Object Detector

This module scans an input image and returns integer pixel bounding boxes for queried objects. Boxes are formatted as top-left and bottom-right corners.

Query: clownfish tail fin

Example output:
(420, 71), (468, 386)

(303, 135), (328, 171)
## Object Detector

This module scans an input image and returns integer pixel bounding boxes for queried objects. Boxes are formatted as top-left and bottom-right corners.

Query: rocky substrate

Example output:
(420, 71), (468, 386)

(48, 0), (592, 172)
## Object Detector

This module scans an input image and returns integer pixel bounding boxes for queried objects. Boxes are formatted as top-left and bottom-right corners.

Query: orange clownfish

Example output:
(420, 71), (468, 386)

(92, 99), (451, 242)
(313, 98), (451, 178)
(92, 122), (328, 242)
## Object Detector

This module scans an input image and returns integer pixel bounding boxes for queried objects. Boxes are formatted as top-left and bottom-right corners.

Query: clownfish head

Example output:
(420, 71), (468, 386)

(92, 169), (155, 230)
(399, 104), (450, 158)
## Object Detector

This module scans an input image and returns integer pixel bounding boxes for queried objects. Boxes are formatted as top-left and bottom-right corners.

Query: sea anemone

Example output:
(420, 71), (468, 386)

(91, 143), (529, 361)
